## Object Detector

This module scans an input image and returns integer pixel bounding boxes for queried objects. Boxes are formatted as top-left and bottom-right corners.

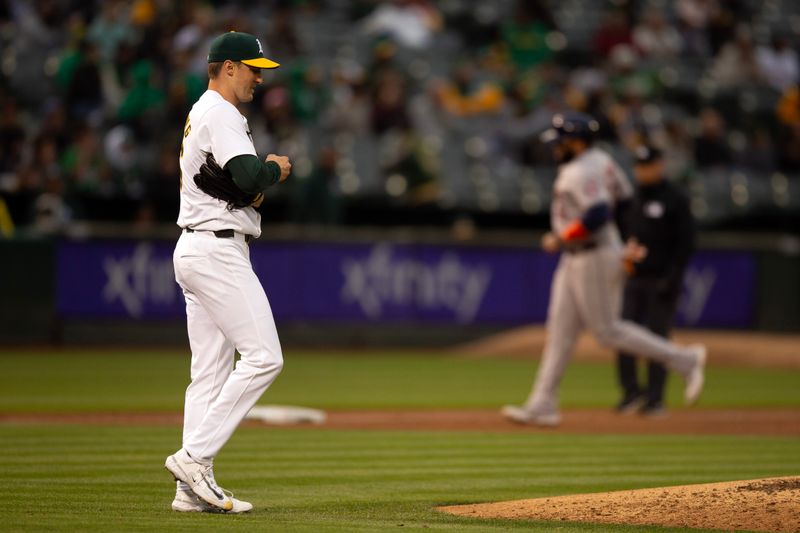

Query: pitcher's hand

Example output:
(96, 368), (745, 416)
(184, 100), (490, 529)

(266, 154), (292, 182)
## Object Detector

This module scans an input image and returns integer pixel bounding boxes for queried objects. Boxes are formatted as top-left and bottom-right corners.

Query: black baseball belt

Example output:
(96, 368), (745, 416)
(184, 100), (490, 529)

(563, 241), (597, 254)
(185, 228), (253, 244)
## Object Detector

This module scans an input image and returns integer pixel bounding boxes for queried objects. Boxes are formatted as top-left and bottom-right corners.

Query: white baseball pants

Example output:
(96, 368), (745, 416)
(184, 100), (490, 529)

(173, 230), (283, 463)
(525, 245), (696, 412)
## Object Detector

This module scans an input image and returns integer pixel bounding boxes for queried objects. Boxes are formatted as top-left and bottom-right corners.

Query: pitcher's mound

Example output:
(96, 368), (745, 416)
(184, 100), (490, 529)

(438, 477), (800, 533)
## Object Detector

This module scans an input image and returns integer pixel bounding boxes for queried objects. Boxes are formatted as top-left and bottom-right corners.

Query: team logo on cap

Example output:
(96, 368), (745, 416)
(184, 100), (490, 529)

(256, 38), (263, 55)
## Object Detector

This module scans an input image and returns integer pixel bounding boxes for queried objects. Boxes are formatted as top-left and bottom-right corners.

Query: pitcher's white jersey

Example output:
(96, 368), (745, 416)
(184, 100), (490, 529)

(177, 89), (261, 237)
(551, 147), (632, 242)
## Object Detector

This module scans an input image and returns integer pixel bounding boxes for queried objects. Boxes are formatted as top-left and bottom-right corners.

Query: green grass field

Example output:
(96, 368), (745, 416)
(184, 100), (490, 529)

(2, 349), (799, 532)
(1, 350), (798, 411)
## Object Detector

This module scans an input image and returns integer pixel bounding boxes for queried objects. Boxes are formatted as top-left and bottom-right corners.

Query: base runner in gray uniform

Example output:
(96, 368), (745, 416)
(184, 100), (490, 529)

(502, 113), (706, 427)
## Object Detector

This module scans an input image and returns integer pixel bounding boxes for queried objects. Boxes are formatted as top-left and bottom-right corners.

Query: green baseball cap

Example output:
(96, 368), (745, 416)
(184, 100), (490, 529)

(207, 31), (280, 69)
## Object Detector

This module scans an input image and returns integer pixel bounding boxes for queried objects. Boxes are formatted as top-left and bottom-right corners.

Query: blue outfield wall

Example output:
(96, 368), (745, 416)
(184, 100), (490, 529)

(56, 239), (755, 328)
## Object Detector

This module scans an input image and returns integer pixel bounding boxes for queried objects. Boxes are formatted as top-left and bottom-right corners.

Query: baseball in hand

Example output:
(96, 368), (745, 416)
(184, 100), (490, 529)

(266, 154), (292, 182)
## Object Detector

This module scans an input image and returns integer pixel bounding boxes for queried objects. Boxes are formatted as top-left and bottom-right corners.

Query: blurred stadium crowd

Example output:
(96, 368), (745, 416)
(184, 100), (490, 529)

(1, 0), (799, 235)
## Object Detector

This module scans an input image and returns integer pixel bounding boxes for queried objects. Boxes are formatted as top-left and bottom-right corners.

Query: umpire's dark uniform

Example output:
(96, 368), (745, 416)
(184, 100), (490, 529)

(617, 146), (695, 414)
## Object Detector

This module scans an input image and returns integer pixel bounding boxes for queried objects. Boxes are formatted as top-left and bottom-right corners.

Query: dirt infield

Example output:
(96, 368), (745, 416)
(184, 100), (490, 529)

(438, 477), (800, 533)
(2, 408), (799, 436)
(325, 408), (800, 435)
(455, 326), (800, 368)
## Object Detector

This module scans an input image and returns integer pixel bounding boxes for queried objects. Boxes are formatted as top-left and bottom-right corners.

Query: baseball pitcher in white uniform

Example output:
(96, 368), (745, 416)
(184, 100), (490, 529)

(164, 32), (292, 513)
(502, 113), (706, 427)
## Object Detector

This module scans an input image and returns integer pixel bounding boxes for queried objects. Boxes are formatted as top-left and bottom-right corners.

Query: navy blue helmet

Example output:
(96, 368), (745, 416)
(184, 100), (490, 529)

(540, 112), (600, 145)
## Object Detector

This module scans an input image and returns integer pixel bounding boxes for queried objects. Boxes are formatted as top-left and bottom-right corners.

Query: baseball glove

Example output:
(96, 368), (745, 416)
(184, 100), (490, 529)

(193, 151), (260, 210)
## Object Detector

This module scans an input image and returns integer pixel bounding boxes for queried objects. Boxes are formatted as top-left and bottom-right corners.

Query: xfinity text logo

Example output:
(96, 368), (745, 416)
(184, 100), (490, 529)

(341, 245), (492, 323)
(102, 244), (179, 317)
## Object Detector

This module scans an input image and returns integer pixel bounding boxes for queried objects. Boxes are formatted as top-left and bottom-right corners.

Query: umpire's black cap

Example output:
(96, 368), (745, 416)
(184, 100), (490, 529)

(633, 145), (663, 165)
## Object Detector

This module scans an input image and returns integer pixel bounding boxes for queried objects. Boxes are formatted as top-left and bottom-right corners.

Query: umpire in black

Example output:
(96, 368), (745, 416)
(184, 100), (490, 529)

(616, 145), (695, 416)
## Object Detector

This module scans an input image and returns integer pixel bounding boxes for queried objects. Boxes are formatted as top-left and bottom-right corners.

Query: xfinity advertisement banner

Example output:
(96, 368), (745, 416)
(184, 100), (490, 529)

(56, 240), (754, 327)
(674, 251), (756, 327)
(292, 243), (556, 322)
(59, 241), (181, 319)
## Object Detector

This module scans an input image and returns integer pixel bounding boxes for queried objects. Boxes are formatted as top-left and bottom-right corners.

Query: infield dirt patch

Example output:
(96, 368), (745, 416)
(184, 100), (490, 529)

(439, 477), (800, 532)
(323, 408), (800, 436)
(456, 326), (800, 368)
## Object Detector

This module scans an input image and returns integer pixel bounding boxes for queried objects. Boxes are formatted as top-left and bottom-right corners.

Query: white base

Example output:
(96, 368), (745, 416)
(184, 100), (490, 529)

(245, 405), (327, 425)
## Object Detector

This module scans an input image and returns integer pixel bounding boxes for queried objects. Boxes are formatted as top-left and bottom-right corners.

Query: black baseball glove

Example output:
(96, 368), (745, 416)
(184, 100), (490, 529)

(193, 151), (261, 210)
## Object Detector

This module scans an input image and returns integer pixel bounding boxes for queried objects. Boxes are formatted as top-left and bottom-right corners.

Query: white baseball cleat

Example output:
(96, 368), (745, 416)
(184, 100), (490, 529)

(172, 489), (253, 514)
(165, 449), (233, 511)
(501, 404), (561, 427)
(684, 344), (707, 406)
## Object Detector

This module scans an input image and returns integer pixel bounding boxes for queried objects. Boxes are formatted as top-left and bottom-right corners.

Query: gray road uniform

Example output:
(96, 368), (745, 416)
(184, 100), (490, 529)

(522, 147), (700, 416)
